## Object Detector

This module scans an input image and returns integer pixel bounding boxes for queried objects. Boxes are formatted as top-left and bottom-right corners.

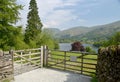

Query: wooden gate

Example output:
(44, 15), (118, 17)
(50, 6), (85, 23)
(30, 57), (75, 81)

(13, 46), (45, 75)
(47, 50), (97, 76)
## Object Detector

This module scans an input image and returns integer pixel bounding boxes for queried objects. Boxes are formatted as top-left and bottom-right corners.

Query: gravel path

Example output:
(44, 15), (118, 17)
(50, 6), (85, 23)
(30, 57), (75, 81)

(14, 63), (40, 76)
(13, 68), (91, 82)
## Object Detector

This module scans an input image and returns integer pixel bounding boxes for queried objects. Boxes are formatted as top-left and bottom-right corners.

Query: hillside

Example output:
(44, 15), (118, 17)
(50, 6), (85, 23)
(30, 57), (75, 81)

(43, 28), (61, 37)
(58, 26), (92, 36)
(44, 20), (120, 42)
(78, 20), (120, 41)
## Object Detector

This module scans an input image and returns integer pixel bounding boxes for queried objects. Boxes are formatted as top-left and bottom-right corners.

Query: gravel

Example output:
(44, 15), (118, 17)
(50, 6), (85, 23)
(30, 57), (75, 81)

(13, 68), (91, 82)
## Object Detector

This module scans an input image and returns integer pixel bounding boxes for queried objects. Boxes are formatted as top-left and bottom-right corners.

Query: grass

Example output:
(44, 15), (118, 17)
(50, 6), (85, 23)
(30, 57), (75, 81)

(2, 79), (11, 82)
(48, 50), (97, 76)
(91, 76), (98, 82)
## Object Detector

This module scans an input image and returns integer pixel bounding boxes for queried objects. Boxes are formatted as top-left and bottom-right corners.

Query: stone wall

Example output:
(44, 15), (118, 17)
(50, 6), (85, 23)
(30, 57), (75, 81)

(97, 45), (120, 82)
(0, 50), (14, 82)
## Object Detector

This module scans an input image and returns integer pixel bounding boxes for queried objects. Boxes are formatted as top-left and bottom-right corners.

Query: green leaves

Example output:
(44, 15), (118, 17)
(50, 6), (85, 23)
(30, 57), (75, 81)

(0, 0), (22, 24)
(103, 32), (120, 47)
(0, 0), (25, 50)
(24, 0), (43, 44)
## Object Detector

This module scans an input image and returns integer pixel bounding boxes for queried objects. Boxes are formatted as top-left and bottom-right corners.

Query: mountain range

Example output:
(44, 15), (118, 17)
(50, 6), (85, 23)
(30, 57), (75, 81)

(43, 20), (120, 42)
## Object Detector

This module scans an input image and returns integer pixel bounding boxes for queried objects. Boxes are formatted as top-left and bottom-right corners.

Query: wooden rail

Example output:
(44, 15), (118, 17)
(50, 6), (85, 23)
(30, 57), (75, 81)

(0, 46), (97, 81)
(47, 50), (97, 76)
(13, 46), (44, 75)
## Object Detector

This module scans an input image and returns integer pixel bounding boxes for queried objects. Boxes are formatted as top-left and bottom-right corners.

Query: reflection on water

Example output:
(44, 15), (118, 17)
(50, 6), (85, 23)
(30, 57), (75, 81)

(59, 43), (98, 52)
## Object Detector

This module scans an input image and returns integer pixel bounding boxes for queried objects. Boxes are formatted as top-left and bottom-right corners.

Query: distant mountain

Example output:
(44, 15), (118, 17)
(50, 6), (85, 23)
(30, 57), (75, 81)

(43, 28), (61, 37)
(43, 20), (120, 42)
(78, 20), (120, 41)
(58, 26), (92, 36)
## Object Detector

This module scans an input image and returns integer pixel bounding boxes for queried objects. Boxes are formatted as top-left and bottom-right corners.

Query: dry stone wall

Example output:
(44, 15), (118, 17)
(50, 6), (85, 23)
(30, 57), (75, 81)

(97, 45), (120, 82)
(0, 50), (14, 82)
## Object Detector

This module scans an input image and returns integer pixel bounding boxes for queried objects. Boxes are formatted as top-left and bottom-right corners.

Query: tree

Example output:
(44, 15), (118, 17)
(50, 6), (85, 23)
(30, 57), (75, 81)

(35, 31), (59, 49)
(0, 0), (23, 50)
(24, 0), (43, 44)
(71, 41), (85, 51)
(103, 31), (120, 47)
(0, 0), (22, 25)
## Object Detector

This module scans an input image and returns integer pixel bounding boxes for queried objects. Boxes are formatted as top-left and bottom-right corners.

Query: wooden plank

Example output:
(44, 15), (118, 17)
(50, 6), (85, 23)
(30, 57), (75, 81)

(41, 46), (43, 68)
(0, 64), (12, 68)
(81, 53), (83, 74)
(83, 58), (97, 61)
(49, 64), (64, 68)
(64, 51), (66, 70)
(83, 62), (97, 66)
(48, 61), (64, 67)
(65, 63), (82, 68)
(51, 54), (64, 57)
(48, 57), (64, 60)
(14, 52), (41, 57)
(14, 48), (41, 53)
(65, 67), (81, 72)
(30, 57), (40, 60)
(14, 60), (26, 63)
(83, 66), (96, 70)
(83, 70), (96, 74)
(66, 60), (82, 63)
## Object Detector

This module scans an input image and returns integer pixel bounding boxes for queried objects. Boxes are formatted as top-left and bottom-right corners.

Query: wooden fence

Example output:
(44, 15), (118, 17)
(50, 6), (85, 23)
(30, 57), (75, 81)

(0, 46), (98, 82)
(0, 50), (14, 82)
(13, 46), (45, 75)
(47, 50), (97, 76)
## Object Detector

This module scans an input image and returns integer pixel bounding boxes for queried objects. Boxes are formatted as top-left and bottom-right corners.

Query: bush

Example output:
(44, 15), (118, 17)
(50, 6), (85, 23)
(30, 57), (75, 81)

(103, 32), (120, 47)
(71, 41), (85, 51)
(91, 77), (98, 82)
(35, 32), (59, 49)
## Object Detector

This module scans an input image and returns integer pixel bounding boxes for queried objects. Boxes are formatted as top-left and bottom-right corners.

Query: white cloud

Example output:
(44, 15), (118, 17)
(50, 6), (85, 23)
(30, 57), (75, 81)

(17, 0), (98, 29)
(43, 10), (78, 28)
(37, 0), (84, 29)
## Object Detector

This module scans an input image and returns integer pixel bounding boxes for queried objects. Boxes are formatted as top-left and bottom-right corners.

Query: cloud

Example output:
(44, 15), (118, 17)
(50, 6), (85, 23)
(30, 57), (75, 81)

(17, 0), (99, 29)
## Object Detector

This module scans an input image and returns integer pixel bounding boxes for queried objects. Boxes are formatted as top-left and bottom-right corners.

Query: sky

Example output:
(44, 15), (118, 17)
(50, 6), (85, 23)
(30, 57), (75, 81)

(17, 0), (120, 30)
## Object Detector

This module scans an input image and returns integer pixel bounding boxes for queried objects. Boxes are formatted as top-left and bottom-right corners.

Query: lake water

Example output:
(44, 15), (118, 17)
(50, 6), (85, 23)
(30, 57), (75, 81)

(59, 43), (98, 53)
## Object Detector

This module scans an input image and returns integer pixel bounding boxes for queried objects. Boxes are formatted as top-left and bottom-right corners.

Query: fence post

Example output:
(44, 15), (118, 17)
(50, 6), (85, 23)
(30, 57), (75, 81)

(20, 51), (23, 66)
(81, 53), (83, 74)
(43, 45), (48, 67)
(64, 51), (66, 70)
(41, 46), (44, 68)
(0, 50), (3, 57)
(9, 50), (14, 80)
(29, 51), (31, 65)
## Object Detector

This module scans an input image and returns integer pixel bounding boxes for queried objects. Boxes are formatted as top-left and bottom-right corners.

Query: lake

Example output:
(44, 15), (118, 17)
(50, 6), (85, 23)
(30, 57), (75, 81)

(59, 43), (98, 53)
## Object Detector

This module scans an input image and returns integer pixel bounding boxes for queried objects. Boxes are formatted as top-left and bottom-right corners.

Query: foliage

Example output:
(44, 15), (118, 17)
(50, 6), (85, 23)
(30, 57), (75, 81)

(0, 26), (29, 50)
(91, 76), (98, 82)
(85, 46), (92, 52)
(102, 31), (120, 47)
(3, 79), (10, 82)
(0, 0), (22, 24)
(0, 0), (25, 50)
(85, 46), (96, 54)
(0, 0), (58, 50)
(35, 32), (59, 49)
(24, 0), (43, 44)
(71, 42), (85, 51)
(93, 42), (103, 47)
